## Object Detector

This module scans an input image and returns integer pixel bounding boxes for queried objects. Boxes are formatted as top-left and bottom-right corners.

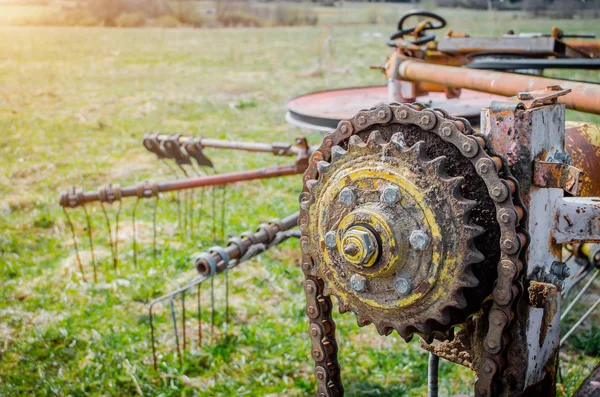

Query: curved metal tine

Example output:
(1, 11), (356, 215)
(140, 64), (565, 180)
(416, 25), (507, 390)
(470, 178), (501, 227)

(211, 186), (217, 243)
(220, 185), (227, 243)
(82, 205), (97, 282)
(189, 189), (195, 232)
(190, 162), (207, 232)
(63, 207), (87, 282)
(149, 305), (157, 370)
(224, 266), (229, 338)
(114, 200), (122, 271)
(147, 274), (207, 368)
(561, 295), (600, 346)
(211, 274), (215, 343)
(100, 201), (121, 271)
(182, 290), (187, 355)
(169, 295), (182, 366)
(161, 159), (182, 235)
(177, 164), (190, 233)
(197, 284), (202, 348)
(561, 269), (600, 321)
(131, 198), (140, 269)
(152, 196), (159, 267)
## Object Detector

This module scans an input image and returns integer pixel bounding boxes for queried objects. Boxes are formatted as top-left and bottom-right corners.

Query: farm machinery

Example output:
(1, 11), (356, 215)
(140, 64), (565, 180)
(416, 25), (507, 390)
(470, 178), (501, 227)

(59, 10), (600, 397)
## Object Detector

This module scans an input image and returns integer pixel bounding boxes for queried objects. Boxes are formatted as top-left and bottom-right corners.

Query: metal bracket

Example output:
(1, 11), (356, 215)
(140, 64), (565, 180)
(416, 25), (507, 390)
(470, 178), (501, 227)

(490, 85), (572, 113)
(163, 134), (192, 166)
(533, 160), (583, 195)
(553, 197), (600, 243)
(183, 138), (214, 168)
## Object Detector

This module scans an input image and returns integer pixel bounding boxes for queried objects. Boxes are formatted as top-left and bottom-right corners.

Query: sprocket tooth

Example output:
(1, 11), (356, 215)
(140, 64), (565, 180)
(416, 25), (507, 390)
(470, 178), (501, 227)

(397, 325), (415, 342)
(444, 176), (465, 196)
(465, 244), (485, 265)
(322, 280), (333, 296)
(390, 132), (407, 150)
(454, 293), (467, 310)
(464, 224), (485, 240)
(337, 299), (351, 314)
(461, 266), (480, 288)
(458, 198), (478, 215)
(420, 331), (435, 345)
(316, 161), (330, 176)
(305, 179), (319, 194)
(425, 156), (448, 175)
(331, 145), (347, 162)
(355, 312), (372, 327)
(374, 321), (393, 336)
(365, 130), (385, 148)
(404, 140), (426, 161)
(348, 135), (365, 148)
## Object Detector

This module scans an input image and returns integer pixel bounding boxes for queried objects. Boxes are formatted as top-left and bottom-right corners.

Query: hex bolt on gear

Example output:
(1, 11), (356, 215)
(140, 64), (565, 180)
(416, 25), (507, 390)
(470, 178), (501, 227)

(324, 231), (338, 249)
(395, 277), (412, 295)
(350, 274), (367, 292)
(338, 187), (357, 206)
(409, 230), (430, 251)
(381, 185), (400, 204)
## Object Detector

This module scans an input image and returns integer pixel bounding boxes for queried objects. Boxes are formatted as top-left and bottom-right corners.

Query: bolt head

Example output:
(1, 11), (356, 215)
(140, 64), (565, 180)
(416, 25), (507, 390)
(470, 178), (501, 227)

(381, 186), (400, 205)
(324, 231), (337, 249)
(341, 227), (378, 266)
(395, 277), (412, 295)
(409, 230), (430, 250)
(517, 92), (533, 100)
(339, 188), (356, 206)
(350, 274), (367, 292)
(547, 84), (562, 91)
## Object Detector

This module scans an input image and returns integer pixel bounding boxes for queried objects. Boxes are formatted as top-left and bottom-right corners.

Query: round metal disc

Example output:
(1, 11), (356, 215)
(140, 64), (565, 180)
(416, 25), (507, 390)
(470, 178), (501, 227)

(286, 85), (506, 131)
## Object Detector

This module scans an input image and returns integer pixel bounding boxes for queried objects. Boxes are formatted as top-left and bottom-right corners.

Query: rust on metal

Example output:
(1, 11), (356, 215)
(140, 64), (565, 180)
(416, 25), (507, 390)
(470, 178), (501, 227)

(397, 59), (600, 115)
(533, 160), (584, 196)
(553, 197), (600, 243)
(194, 212), (299, 276)
(286, 85), (506, 129)
(528, 281), (558, 309)
(566, 122), (600, 197)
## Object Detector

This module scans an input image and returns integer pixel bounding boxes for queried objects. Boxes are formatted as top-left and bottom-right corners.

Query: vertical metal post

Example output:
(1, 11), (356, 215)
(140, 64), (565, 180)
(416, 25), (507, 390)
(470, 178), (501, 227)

(428, 353), (439, 397)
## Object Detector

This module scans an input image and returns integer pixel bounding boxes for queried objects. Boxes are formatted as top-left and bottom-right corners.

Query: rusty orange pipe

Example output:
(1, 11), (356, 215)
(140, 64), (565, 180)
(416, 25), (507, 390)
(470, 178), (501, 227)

(398, 60), (600, 115)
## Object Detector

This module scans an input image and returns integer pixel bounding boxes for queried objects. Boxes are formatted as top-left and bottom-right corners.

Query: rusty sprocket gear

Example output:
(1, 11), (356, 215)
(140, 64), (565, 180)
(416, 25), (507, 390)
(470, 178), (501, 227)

(299, 103), (526, 396)
(303, 129), (485, 342)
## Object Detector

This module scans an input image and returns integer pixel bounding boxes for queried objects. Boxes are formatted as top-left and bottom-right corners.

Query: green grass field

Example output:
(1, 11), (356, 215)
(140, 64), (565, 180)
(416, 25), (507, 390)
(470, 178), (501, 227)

(1, 5), (600, 396)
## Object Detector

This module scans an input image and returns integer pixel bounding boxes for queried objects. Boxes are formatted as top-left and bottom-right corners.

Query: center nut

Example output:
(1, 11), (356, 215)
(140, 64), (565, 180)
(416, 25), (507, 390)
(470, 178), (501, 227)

(340, 226), (378, 267)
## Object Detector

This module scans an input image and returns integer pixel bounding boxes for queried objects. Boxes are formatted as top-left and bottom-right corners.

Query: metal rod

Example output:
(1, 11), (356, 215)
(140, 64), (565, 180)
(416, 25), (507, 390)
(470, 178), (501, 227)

(63, 207), (87, 282)
(561, 269), (600, 321)
(194, 211), (300, 276)
(60, 163), (305, 208)
(397, 59), (600, 115)
(182, 291), (186, 355)
(197, 284), (202, 348)
(152, 196), (159, 267)
(153, 135), (311, 157)
(560, 295), (600, 346)
(82, 205), (97, 282)
(131, 198), (139, 269)
(170, 295), (182, 366)
(428, 353), (439, 397)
